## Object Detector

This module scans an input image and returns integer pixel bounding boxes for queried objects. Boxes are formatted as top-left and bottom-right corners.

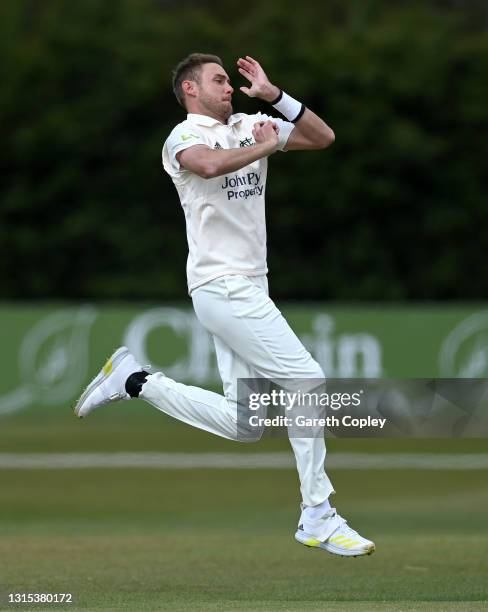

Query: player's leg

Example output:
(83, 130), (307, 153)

(190, 275), (333, 504)
(191, 274), (375, 556)
(140, 333), (259, 442)
(74, 280), (254, 442)
(75, 355), (242, 442)
(139, 281), (269, 442)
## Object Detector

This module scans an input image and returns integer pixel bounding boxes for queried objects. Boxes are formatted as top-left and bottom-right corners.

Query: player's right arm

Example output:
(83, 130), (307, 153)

(177, 121), (279, 179)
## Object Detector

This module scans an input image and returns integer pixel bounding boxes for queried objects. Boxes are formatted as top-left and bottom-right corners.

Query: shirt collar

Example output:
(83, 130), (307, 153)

(187, 113), (243, 127)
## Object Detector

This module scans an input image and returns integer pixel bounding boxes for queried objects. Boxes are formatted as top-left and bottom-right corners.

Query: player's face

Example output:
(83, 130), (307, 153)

(196, 63), (234, 121)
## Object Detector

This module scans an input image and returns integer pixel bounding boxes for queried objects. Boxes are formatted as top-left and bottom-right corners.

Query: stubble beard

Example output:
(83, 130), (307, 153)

(199, 92), (233, 123)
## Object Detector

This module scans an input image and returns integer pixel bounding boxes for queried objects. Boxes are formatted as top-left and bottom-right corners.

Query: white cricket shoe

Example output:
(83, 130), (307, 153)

(74, 347), (144, 418)
(295, 507), (375, 557)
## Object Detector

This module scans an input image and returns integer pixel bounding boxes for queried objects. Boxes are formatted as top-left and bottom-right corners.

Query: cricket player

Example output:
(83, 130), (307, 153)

(75, 53), (375, 557)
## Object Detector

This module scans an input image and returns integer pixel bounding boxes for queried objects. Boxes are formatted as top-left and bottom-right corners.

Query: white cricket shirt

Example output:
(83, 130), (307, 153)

(162, 112), (294, 294)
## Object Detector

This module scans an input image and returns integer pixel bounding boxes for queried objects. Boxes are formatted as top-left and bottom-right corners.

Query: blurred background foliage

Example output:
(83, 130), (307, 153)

(1, 0), (487, 300)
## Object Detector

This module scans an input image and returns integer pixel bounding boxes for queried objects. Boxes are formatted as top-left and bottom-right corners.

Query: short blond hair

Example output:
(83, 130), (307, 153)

(172, 53), (224, 108)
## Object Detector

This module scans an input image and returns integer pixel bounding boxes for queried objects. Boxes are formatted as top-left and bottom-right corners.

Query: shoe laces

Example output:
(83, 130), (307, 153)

(322, 509), (359, 537)
(338, 521), (361, 538)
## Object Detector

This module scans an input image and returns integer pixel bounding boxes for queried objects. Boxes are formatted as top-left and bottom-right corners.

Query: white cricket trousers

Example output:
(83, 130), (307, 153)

(140, 274), (334, 507)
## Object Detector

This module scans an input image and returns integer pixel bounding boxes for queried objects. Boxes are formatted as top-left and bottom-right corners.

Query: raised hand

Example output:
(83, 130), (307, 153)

(237, 56), (280, 103)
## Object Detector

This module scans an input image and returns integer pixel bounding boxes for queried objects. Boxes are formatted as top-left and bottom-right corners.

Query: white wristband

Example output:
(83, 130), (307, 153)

(271, 90), (306, 123)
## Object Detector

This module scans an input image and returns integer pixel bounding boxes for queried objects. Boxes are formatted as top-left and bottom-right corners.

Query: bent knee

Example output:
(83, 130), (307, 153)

(296, 357), (324, 381)
(309, 359), (325, 379)
(237, 435), (262, 444)
(236, 424), (265, 443)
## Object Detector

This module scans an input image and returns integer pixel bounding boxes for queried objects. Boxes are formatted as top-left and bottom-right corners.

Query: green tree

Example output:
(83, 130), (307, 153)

(1, 0), (486, 300)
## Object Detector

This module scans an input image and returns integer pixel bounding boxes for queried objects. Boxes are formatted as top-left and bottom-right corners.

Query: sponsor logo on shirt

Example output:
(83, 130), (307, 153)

(214, 142), (223, 149)
(181, 133), (200, 141)
(221, 172), (264, 200)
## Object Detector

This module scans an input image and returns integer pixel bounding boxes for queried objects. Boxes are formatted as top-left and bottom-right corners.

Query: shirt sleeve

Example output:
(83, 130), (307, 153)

(163, 123), (207, 172)
(254, 112), (295, 152)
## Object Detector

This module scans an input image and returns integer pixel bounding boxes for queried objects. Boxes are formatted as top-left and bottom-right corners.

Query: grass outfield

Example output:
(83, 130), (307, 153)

(1, 468), (487, 610)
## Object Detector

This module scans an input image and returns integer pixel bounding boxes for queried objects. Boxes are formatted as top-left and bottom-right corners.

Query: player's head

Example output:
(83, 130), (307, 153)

(172, 53), (234, 121)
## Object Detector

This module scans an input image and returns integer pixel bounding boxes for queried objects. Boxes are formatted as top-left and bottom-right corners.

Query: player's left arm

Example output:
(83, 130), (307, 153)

(237, 55), (335, 151)
(282, 107), (335, 151)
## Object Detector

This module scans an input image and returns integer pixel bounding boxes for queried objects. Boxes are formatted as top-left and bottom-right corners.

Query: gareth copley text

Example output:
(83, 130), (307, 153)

(248, 414), (387, 429)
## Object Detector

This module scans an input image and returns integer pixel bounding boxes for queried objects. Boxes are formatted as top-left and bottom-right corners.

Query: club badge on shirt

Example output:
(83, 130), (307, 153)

(239, 137), (254, 147)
